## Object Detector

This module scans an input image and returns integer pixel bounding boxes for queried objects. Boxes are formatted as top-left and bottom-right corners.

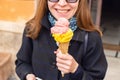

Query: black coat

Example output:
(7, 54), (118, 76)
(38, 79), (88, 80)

(15, 15), (108, 80)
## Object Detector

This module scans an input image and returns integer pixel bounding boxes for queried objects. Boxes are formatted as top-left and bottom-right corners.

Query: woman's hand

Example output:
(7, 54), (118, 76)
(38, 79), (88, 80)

(55, 49), (78, 74)
(26, 74), (36, 80)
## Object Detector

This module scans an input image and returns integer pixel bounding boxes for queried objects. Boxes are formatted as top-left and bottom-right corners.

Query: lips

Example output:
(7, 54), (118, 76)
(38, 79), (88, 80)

(56, 9), (70, 14)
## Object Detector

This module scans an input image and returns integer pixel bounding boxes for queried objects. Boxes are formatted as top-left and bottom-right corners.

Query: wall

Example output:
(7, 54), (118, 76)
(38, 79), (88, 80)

(0, 0), (35, 53)
(0, 0), (35, 80)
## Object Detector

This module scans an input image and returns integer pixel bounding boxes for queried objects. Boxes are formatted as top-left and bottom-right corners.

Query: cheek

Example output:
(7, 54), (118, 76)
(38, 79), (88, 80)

(48, 3), (51, 10)
(48, 2), (54, 10)
(73, 4), (79, 10)
(71, 4), (79, 15)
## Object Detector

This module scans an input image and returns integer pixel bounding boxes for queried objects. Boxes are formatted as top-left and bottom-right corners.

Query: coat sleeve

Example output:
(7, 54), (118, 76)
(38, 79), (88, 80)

(15, 29), (33, 80)
(81, 32), (108, 80)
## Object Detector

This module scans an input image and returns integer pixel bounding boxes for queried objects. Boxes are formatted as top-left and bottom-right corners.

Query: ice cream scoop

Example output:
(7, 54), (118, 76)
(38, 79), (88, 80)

(51, 17), (69, 34)
(52, 29), (73, 43)
(51, 17), (73, 43)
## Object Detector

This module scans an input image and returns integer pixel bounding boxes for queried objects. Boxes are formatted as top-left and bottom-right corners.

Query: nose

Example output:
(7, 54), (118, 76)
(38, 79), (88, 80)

(57, 0), (67, 6)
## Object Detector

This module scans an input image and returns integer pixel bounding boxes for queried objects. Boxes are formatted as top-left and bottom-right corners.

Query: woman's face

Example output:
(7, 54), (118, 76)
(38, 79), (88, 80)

(48, 0), (79, 20)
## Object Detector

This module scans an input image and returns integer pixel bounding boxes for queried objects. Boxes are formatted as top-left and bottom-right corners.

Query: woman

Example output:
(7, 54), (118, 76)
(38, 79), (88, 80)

(15, 0), (108, 80)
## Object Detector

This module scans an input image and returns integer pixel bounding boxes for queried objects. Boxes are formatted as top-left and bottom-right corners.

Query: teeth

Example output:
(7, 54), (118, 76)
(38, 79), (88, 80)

(57, 10), (68, 13)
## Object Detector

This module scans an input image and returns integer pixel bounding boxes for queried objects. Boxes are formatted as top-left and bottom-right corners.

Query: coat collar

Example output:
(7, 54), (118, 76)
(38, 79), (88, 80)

(72, 28), (86, 42)
(41, 13), (86, 43)
(41, 13), (52, 30)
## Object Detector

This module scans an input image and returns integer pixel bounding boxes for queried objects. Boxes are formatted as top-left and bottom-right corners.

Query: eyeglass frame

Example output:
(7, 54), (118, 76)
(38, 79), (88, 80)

(48, 0), (78, 3)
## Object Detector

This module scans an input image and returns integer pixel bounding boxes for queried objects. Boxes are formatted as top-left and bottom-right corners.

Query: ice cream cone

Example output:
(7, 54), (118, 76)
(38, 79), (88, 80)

(58, 42), (70, 77)
(58, 42), (69, 54)
(50, 18), (73, 77)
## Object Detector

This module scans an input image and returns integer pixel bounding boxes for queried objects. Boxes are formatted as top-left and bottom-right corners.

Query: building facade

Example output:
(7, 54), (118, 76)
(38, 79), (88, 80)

(90, 0), (120, 56)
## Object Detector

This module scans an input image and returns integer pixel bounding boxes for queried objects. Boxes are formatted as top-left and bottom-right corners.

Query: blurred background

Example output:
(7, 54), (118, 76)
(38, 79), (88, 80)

(0, 0), (35, 80)
(0, 0), (120, 80)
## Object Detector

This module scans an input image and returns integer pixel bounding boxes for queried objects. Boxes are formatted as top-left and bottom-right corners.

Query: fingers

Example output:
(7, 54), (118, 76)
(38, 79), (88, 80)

(26, 74), (36, 80)
(54, 49), (78, 73)
(57, 61), (72, 73)
(56, 55), (73, 66)
(55, 49), (72, 60)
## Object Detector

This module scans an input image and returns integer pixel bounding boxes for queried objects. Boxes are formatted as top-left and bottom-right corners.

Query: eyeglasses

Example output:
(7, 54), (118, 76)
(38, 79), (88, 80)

(48, 0), (78, 3)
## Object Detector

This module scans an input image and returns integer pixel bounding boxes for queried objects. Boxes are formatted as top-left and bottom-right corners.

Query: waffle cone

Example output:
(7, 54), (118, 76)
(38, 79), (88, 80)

(58, 42), (69, 54)
(58, 42), (70, 77)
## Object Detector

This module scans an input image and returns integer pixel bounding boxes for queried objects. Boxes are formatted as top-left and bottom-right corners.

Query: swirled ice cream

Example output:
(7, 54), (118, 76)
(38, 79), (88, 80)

(51, 18), (73, 43)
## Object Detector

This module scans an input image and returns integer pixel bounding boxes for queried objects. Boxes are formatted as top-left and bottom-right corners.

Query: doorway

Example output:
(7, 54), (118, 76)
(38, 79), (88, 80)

(101, 0), (120, 57)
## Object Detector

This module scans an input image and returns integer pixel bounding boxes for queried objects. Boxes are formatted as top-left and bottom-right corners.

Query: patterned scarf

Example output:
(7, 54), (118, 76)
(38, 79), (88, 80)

(48, 13), (77, 32)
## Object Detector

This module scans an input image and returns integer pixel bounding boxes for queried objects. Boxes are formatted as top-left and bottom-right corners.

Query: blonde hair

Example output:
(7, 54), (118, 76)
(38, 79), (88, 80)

(26, 0), (102, 39)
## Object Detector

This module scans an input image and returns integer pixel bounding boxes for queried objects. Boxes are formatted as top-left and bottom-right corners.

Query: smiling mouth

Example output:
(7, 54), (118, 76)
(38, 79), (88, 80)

(56, 9), (70, 14)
